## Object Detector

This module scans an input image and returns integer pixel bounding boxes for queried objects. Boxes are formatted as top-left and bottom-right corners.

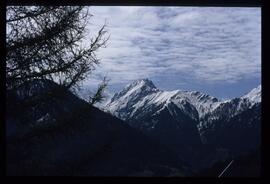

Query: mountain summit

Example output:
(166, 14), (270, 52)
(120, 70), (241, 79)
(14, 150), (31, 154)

(109, 78), (158, 103)
(127, 78), (157, 90)
(106, 79), (222, 121)
(241, 85), (261, 105)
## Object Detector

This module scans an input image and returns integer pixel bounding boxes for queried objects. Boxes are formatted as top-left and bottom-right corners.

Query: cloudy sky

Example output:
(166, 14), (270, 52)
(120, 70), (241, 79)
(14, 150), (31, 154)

(81, 6), (261, 102)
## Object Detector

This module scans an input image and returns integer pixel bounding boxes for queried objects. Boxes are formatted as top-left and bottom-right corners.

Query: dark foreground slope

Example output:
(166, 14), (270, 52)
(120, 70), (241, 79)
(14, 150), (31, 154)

(195, 147), (260, 177)
(6, 80), (189, 176)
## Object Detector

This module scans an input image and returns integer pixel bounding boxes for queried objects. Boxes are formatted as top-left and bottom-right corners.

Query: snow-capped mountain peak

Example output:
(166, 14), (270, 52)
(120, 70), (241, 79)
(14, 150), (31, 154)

(106, 79), (224, 121)
(106, 79), (160, 119)
(241, 85), (261, 104)
(109, 78), (158, 104)
(128, 78), (157, 89)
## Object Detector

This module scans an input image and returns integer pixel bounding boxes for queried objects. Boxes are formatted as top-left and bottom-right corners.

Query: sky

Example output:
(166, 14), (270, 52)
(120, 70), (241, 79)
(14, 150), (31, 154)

(80, 6), (261, 102)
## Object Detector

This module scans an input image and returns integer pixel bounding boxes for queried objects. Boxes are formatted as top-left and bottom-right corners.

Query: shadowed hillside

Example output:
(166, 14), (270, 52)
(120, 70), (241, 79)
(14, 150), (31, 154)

(6, 80), (190, 176)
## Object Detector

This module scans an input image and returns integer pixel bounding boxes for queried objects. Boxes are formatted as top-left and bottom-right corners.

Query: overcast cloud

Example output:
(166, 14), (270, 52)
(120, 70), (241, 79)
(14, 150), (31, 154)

(80, 7), (261, 101)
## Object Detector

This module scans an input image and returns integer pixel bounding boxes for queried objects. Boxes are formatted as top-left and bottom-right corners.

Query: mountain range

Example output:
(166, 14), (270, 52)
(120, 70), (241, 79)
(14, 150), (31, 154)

(105, 79), (261, 168)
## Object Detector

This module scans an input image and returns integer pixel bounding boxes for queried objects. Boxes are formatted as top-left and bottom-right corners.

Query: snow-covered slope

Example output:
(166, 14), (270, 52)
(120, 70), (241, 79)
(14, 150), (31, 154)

(241, 84), (261, 105)
(107, 79), (159, 120)
(106, 79), (223, 121)
(199, 85), (261, 124)
(106, 79), (261, 124)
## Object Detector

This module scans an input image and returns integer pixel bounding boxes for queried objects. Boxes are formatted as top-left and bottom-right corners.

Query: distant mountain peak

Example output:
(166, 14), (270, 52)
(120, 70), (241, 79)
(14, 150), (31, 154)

(125, 78), (157, 90)
(241, 85), (261, 104)
(109, 78), (158, 104)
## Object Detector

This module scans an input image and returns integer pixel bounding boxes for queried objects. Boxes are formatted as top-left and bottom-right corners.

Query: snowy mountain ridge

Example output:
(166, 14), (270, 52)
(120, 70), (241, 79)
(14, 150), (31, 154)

(241, 84), (261, 105)
(197, 84), (261, 134)
(106, 79), (261, 122)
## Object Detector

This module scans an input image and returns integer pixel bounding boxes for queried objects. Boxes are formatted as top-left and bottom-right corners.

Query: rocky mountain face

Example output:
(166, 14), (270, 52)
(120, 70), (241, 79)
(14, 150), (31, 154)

(106, 79), (261, 168)
(6, 79), (191, 176)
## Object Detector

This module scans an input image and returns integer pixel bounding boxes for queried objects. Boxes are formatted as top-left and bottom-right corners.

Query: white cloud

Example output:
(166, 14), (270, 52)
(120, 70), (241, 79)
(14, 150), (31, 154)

(81, 6), (261, 94)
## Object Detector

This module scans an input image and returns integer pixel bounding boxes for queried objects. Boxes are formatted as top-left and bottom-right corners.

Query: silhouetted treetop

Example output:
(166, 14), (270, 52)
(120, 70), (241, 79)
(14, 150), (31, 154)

(6, 6), (109, 91)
